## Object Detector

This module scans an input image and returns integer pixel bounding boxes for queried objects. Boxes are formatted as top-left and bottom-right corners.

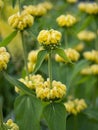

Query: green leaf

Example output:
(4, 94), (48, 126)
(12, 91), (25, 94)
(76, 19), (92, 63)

(67, 113), (98, 130)
(12, 0), (18, 8)
(33, 50), (47, 74)
(43, 102), (66, 130)
(0, 31), (18, 47)
(83, 109), (98, 121)
(15, 95), (43, 130)
(55, 47), (72, 63)
(3, 72), (35, 96)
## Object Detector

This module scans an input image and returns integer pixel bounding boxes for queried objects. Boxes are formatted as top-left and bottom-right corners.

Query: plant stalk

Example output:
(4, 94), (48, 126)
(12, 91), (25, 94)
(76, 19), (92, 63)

(48, 51), (52, 89)
(21, 31), (29, 79)
(0, 98), (3, 127)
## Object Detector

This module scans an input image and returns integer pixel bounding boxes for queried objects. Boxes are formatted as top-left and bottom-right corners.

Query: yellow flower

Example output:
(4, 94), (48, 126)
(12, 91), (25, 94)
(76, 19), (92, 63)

(8, 11), (34, 30)
(15, 74), (44, 93)
(80, 67), (92, 75)
(90, 64), (98, 75)
(81, 64), (98, 75)
(78, 2), (98, 14)
(28, 50), (39, 63)
(83, 50), (98, 63)
(64, 99), (87, 115)
(23, 4), (47, 17)
(56, 14), (77, 27)
(37, 29), (62, 49)
(0, 47), (10, 71)
(78, 2), (87, 12)
(67, 0), (78, 4)
(40, 1), (53, 10)
(74, 43), (84, 52)
(55, 48), (80, 62)
(36, 79), (67, 100)
(77, 30), (96, 41)
(6, 119), (19, 130)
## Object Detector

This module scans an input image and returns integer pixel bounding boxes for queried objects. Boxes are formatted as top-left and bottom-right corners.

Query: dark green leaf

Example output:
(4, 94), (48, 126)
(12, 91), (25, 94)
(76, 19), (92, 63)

(83, 109), (98, 121)
(43, 102), (66, 130)
(55, 47), (72, 63)
(0, 31), (18, 47)
(33, 50), (47, 74)
(3, 72), (35, 96)
(12, 0), (18, 8)
(15, 95), (43, 130)
(67, 113), (98, 130)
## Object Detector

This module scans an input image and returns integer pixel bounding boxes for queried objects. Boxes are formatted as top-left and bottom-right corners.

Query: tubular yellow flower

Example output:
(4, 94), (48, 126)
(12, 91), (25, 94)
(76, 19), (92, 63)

(78, 2), (87, 12)
(67, 0), (78, 4)
(36, 79), (67, 100)
(28, 50), (39, 63)
(6, 119), (19, 130)
(37, 29), (62, 49)
(83, 50), (98, 63)
(64, 99), (87, 115)
(15, 74), (44, 93)
(23, 4), (47, 17)
(0, 47), (10, 71)
(56, 14), (77, 27)
(77, 30), (96, 41)
(55, 48), (80, 62)
(8, 11), (34, 30)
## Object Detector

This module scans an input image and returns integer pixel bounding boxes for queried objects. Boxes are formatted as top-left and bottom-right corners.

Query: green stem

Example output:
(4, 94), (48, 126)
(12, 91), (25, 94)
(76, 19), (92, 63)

(0, 98), (3, 127)
(64, 28), (68, 48)
(18, 0), (22, 14)
(48, 51), (52, 89)
(21, 31), (29, 79)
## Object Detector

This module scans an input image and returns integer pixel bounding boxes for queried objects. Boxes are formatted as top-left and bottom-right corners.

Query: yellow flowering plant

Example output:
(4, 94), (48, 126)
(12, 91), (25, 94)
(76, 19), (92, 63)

(0, 0), (98, 130)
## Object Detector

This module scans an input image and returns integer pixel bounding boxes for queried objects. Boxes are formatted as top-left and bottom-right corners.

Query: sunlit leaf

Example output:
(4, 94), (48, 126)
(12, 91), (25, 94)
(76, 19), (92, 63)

(55, 47), (72, 63)
(33, 50), (47, 74)
(0, 31), (18, 47)
(3, 72), (35, 96)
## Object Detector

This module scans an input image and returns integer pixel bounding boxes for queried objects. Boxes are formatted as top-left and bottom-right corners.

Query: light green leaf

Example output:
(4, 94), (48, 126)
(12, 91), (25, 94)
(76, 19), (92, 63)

(43, 102), (66, 130)
(0, 31), (18, 47)
(55, 47), (72, 63)
(15, 95), (43, 130)
(3, 72), (35, 96)
(33, 50), (47, 74)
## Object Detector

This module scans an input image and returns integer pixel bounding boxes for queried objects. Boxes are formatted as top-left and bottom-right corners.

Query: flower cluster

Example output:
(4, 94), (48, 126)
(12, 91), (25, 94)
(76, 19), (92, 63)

(15, 74), (44, 93)
(37, 29), (62, 49)
(64, 99), (87, 115)
(27, 50), (39, 73)
(74, 42), (84, 52)
(83, 50), (98, 63)
(0, 47), (10, 71)
(77, 30), (96, 42)
(5, 119), (19, 130)
(67, 0), (77, 4)
(55, 48), (80, 62)
(78, 2), (98, 14)
(23, 1), (53, 17)
(36, 79), (67, 100)
(8, 11), (34, 30)
(81, 64), (98, 75)
(56, 14), (77, 27)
